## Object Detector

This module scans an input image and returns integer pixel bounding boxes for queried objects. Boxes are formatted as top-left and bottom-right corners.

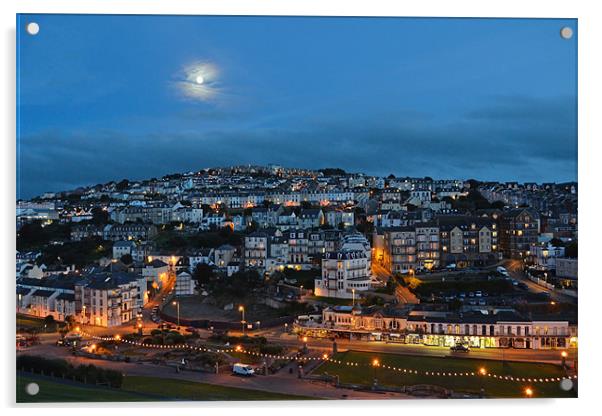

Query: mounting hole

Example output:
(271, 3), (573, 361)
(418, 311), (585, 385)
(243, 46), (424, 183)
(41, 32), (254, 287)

(560, 27), (573, 40)
(560, 378), (573, 391)
(26, 22), (40, 36)
(25, 382), (40, 396)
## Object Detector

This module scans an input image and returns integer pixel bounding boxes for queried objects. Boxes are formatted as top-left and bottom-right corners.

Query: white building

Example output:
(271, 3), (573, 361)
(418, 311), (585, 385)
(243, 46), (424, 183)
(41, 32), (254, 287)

(315, 250), (371, 299)
(175, 271), (195, 296)
(113, 241), (137, 259)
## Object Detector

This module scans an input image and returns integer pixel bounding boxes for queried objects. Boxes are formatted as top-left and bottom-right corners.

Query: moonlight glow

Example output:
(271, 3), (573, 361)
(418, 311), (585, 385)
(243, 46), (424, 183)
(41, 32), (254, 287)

(174, 61), (220, 102)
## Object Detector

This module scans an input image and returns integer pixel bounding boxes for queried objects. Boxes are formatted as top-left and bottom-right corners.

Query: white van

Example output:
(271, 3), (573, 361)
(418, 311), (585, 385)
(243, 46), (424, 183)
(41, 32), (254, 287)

(233, 363), (255, 376)
(496, 266), (509, 276)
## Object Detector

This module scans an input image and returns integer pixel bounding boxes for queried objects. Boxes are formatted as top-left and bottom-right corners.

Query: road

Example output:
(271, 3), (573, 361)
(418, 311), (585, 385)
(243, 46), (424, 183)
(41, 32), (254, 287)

(372, 263), (419, 304)
(504, 260), (576, 304)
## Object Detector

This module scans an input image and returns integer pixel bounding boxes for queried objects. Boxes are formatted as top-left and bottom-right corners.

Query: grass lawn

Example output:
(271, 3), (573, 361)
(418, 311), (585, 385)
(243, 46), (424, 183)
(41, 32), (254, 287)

(17, 375), (151, 403)
(17, 315), (64, 332)
(317, 351), (575, 398)
(17, 374), (315, 402)
(311, 296), (354, 306)
(121, 376), (314, 401)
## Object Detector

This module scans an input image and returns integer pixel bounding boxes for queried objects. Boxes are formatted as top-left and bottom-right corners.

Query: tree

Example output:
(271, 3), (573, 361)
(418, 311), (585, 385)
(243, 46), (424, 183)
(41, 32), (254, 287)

(91, 207), (109, 225)
(549, 238), (565, 248)
(300, 201), (313, 209)
(43, 315), (55, 327)
(120, 254), (133, 264)
(246, 220), (258, 233)
(64, 315), (76, 330)
(193, 263), (215, 285)
(565, 241), (578, 258)
(115, 179), (129, 192)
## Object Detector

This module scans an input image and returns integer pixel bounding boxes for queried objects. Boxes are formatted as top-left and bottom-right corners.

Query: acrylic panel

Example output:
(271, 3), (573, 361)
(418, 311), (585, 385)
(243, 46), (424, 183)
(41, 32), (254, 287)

(16, 14), (578, 402)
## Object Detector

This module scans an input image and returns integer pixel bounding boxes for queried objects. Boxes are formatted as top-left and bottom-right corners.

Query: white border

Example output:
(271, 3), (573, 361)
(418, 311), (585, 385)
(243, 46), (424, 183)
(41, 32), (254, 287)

(2, 1), (601, 415)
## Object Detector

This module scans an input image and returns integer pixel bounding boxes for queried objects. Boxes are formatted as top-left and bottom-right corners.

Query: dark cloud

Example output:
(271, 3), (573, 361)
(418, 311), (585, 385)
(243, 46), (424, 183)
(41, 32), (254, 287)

(18, 95), (577, 199)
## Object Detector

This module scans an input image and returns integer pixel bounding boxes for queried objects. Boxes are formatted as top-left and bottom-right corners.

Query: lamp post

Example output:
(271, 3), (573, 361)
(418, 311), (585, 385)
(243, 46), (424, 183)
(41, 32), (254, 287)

(524, 387), (534, 398)
(352, 289), (356, 307)
(284, 323), (288, 333)
(302, 336), (308, 353)
(479, 367), (487, 398)
(372, 358), (380, 389)
(81, 305), (86, 324)
(172, 300), (180, 328)
(238, 305), (246, 336)
(561, 351), (568, 368)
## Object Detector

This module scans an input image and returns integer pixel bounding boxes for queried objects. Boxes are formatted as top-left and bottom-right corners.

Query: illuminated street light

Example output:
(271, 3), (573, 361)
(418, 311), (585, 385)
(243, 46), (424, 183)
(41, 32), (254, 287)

(479, 367), (487, 398)
(238, 305), (246, 335)
(561, 351), (568, 368)
(525, 387), (534, 398)
(372, 358), (380, 388)
(172, 300), (180, 328)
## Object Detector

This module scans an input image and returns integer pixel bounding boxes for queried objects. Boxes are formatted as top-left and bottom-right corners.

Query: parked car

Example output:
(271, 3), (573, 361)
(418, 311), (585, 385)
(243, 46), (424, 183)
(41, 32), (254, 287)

(450, 344), (470, 352)
(233, 363), (255, 376)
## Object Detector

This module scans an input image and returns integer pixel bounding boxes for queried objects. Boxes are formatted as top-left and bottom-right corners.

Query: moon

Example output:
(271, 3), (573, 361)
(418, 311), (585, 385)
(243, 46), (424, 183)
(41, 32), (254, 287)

(195, 75), (204, 84)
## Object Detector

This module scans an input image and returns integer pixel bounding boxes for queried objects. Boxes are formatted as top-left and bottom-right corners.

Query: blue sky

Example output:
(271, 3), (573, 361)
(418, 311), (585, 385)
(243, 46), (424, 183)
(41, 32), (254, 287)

(17, 15), (577, 199)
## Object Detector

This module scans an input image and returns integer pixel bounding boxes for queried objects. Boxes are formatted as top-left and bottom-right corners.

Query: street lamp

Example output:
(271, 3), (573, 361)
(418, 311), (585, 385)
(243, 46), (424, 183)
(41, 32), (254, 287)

(561, 351), (568, 368)
(238, 305), (246, 336)
(352, 289), (356, 307)
(524, 387), (534, 398)
(172, 300), (180, 328)
(479, 367), (487, 398)
(372, 358), (380, 388)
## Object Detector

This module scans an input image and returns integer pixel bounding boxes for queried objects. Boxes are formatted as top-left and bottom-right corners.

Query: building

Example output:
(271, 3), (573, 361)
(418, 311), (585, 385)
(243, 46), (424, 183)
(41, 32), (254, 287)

(70, 224), (103, 241)
(530, 242), (565, 271)
(113, 241), (137, 259)
(499, 208), (538, 259)
(103, 224), (158, 242)
(556, 258), (578, 279)
(214, 244), (236, 268)
(314, 250), (371, 299)
(299, 305), (572, 350)
(383, 227), (417, 274)
(415, 223), (440, 270)
(75, 271), (144, 327)
(244, 231), (270, 273)
(175, 271), (195, 296)
(438, 216), (499, 268)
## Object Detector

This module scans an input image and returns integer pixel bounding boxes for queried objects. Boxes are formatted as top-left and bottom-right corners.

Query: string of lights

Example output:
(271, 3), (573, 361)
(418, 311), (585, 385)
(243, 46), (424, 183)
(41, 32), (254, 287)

(78, 329), (577, 384)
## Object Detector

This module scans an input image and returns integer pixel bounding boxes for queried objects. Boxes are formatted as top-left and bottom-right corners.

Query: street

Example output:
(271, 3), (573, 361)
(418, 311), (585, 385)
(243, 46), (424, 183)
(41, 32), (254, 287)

(504, 260), (576, 304)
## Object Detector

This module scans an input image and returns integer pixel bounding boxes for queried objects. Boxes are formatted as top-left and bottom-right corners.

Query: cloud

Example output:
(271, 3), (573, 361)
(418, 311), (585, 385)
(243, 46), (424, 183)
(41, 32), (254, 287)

(17, 95), (577, 199)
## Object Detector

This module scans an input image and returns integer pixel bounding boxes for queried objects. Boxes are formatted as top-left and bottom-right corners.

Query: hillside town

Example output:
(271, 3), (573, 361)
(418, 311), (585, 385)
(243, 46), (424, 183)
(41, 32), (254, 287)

(16, 165), (578, 399)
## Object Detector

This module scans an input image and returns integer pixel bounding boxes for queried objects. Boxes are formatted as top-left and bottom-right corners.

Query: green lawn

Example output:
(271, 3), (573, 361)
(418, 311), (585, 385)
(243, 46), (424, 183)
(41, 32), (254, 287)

(317, 350), (575, 398)
(17, 375), (151, 403)
(121, 376), (314, 401)
(17, 315), (64, 332)
(17, 374), (315, 402)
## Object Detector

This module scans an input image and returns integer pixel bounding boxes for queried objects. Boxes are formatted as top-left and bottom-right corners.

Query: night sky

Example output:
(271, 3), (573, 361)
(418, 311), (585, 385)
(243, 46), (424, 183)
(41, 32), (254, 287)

(17, 15), (577, 199)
